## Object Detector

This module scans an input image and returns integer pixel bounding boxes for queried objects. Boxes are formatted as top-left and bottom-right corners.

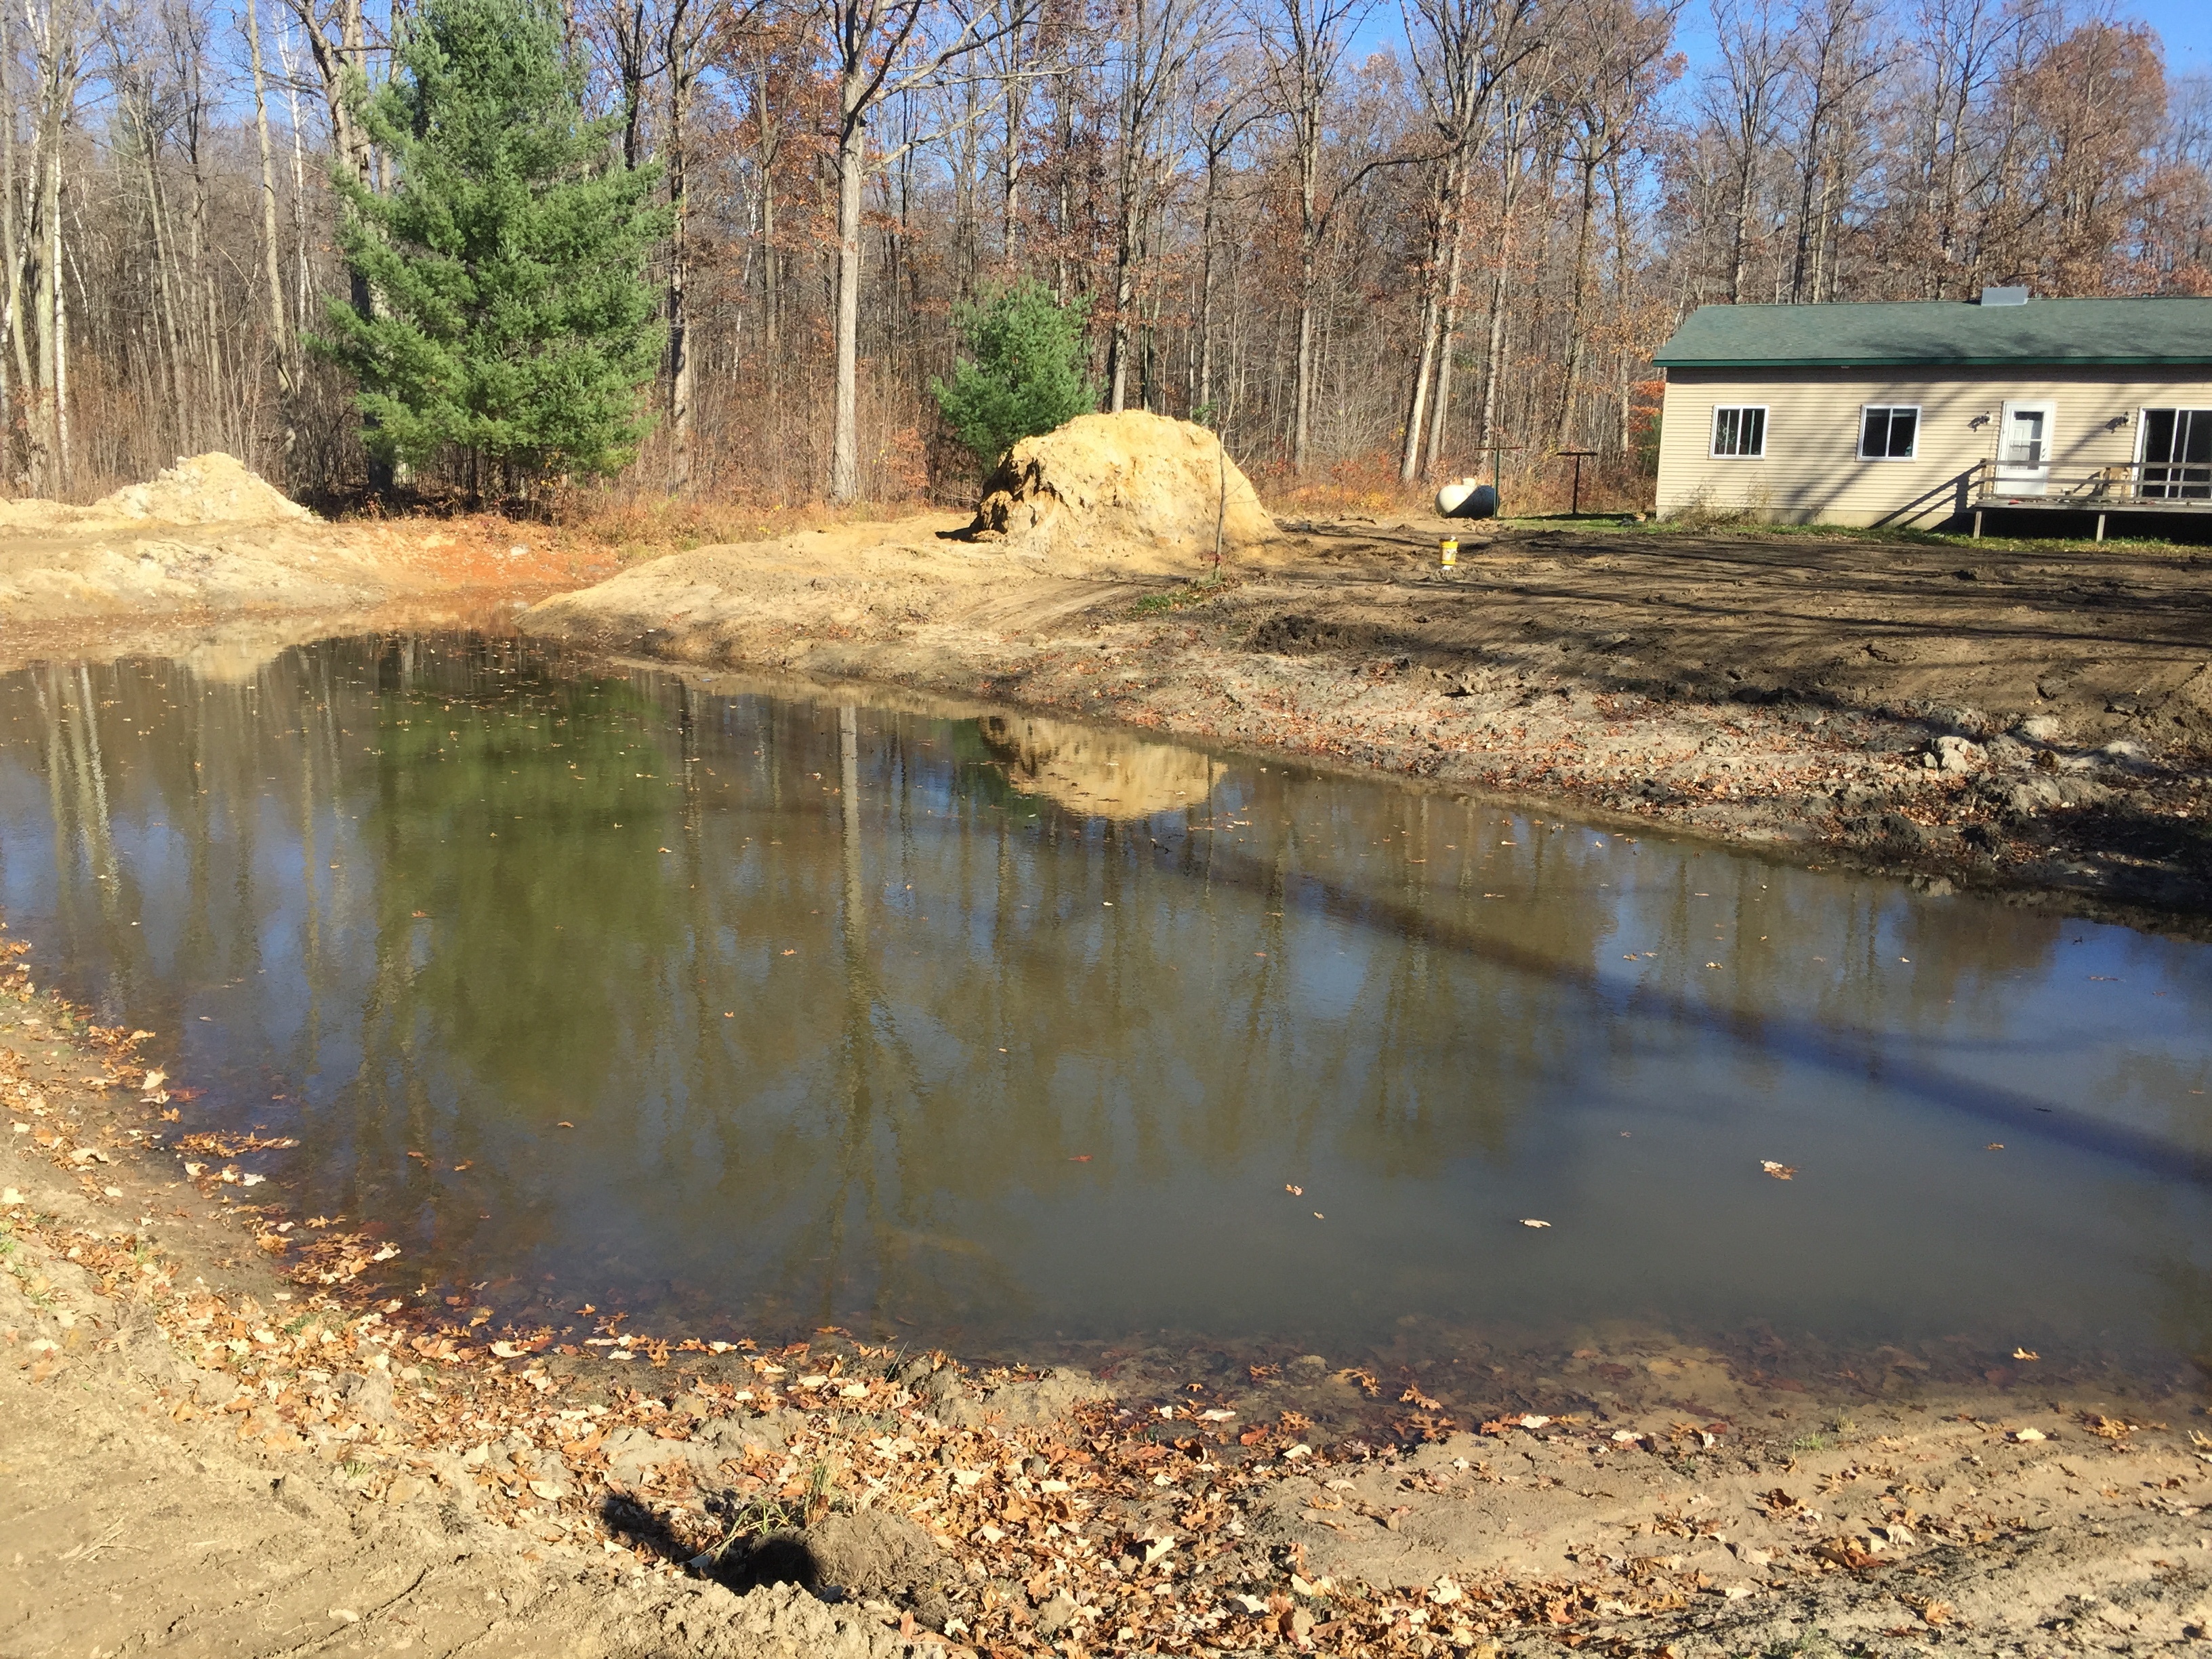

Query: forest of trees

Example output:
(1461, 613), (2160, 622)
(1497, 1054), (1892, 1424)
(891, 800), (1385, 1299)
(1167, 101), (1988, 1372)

(2, 0), (2209, 511)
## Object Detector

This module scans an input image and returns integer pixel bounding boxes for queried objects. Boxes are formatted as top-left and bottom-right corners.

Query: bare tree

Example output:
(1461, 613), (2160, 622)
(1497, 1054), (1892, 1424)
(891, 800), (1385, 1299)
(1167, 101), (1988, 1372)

(1397, 0), (1540, 479)
(818, 0), (1017, 501)
(1104, 0), (1211, 410)
(1255, 0), (1374, 470)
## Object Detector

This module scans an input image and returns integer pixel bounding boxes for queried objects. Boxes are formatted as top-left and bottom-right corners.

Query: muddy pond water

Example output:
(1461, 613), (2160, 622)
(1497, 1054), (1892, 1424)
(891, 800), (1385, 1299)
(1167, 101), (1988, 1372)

(3, 634), (2211, 1385)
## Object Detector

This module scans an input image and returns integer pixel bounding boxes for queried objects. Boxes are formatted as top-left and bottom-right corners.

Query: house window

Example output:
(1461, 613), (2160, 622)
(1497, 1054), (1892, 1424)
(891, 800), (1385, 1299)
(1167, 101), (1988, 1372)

(1711, 405), (1765, 457)
(2142, 408), (2212, 499)
(1859, 405), (1919, 459)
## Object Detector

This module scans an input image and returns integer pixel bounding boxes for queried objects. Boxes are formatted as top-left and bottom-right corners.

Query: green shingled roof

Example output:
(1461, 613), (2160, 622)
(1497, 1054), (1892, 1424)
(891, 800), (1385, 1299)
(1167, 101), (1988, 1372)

(1653, 296), (2212, 369)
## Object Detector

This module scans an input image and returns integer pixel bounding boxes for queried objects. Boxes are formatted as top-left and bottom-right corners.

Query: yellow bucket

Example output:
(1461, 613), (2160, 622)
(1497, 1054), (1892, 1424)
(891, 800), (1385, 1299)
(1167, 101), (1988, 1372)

(1439, 538), (1458, 567)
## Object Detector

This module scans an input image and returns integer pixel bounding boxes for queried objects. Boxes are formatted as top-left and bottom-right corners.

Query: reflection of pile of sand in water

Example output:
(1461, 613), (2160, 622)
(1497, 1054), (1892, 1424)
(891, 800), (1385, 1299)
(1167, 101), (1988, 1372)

(977, 712), (1217, 819)
(0, 452), (314, 533)
(968, 410), (1275, 574)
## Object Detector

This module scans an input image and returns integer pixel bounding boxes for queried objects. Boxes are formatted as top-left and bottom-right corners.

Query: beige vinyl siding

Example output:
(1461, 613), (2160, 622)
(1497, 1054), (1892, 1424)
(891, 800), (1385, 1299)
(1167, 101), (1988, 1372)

(1655, 365), (2212, 527)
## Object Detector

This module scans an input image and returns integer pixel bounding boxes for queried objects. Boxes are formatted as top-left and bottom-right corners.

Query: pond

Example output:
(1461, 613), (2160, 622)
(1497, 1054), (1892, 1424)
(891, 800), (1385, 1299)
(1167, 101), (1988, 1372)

(3, 634), (2209, 1382)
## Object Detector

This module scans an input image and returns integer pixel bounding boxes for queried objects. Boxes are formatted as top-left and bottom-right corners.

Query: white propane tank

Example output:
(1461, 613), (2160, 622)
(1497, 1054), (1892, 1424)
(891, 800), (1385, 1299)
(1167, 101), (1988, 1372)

(1435, 478), (1499, 519)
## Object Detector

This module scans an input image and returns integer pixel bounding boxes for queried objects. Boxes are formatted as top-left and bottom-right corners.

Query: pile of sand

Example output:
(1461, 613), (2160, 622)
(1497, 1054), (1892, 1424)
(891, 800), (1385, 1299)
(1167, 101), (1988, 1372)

(968, 411), (1275, 572)
(0, 453), (312, 533)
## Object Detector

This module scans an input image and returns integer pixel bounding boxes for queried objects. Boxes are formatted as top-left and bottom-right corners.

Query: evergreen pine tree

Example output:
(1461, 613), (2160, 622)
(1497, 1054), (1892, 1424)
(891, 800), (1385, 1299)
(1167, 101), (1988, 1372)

(320, 0), (671, 493)
(931, 282), (1099, 469)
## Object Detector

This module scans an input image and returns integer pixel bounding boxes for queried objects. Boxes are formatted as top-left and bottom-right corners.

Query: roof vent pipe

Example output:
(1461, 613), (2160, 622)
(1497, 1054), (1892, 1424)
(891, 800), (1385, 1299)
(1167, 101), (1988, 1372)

(1980, 285), (2030, 306)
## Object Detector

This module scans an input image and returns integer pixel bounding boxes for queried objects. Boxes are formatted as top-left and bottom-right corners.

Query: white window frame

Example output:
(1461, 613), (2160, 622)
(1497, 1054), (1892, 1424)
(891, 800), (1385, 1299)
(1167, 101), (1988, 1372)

(1710, 404), (1767, 459)
(1857, 403), (1921, 462)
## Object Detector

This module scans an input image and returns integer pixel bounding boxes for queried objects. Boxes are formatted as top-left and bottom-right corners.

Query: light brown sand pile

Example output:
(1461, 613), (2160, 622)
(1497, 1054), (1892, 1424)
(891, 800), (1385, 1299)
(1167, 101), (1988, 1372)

(968, 411), (1274, 572)
(0, 453), (311, 533)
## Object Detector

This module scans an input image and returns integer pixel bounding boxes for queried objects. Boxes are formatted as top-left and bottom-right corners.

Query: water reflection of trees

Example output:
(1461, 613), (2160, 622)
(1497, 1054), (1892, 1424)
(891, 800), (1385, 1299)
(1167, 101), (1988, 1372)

(3, 636), (2210, 1347)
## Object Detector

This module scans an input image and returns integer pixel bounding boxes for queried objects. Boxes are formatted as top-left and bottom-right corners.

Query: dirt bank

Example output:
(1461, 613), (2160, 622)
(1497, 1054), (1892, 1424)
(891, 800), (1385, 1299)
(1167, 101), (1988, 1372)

(5, 924), (2211, 1658)
(0, 454), (616, 675)
(519, 514), (2212, 925)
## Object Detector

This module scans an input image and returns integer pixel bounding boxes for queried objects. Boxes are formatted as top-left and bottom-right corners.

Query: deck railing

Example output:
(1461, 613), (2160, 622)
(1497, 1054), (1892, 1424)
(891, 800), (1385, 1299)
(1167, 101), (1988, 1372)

(1974, 457), (2212, 504)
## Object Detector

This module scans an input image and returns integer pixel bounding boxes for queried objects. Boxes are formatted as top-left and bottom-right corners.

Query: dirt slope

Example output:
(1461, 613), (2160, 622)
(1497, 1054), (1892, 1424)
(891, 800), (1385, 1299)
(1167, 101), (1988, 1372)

(0, 456), (615, 661)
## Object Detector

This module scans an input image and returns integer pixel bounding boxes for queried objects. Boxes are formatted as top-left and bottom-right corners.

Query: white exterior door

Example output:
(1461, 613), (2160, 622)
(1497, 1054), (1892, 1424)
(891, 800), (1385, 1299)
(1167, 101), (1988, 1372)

(1995, 400), (2055, 496)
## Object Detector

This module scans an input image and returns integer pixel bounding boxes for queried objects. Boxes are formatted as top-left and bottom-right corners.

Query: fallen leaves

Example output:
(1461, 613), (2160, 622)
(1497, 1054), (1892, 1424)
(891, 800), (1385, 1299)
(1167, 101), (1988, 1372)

(1761, 1160), (1797, 1181)
(1520, 1218), (1551, 1228)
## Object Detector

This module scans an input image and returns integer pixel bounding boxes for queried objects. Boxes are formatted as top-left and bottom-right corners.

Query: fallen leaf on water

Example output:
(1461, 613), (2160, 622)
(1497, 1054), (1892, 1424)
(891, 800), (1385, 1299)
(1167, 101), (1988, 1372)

(140, 1069), (167, 1094)
(1761, 1160), (1797, 1180)
(1069, 1154), (1092, 1162)
(1313, 1211), (1324, 1220)
(490, 1341), (526, 1359)
(453, 1161), (473, 1172)
(556, 1122), (574, 1129)
(1521, 1218), (1551, 1228)
(1285, 1184), (1303, 1195)
(780, 949), (796, 957)
(2011, 1347), (2039, 1361)
(1986, 1143), (2005, 1151)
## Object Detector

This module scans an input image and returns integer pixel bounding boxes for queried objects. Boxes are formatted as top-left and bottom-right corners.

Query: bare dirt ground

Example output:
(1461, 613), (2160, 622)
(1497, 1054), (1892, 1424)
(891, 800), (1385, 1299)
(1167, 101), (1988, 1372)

(5, 938), (2212, 1659)
(0, 453), (615, 678)
(520, 511), (2212, 928)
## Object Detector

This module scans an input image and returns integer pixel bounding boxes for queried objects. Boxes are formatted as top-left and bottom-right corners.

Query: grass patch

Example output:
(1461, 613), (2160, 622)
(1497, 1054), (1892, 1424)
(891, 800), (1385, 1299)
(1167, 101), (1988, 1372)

(1127, 576), (1235, 617)
(697, 1461), (843, 1566)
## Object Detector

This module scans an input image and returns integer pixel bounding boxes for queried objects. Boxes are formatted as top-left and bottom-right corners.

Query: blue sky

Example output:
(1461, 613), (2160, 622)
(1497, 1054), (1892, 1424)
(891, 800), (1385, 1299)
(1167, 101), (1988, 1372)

(1355, 0), (2212, 90)
(1669, 0), (2212, 75)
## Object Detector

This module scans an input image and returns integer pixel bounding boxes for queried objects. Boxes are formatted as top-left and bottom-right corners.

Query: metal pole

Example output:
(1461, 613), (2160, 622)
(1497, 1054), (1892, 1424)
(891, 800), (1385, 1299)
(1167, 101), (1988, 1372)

(1571, 454), (1583, 516)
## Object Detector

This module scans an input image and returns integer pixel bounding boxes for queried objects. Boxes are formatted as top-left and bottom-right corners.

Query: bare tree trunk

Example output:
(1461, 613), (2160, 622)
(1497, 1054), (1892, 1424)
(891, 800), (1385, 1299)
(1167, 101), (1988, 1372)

(665, 0), (701, 491)
(47, 142), (66, 489)
(1398, 157), (1454, 481)
(0, 47), (20, 472)
(832, 93), (866, 501)
(1423, 167), (1471, 473)
(1553, 153), (1596, 448)
(247, 0), (291, 420)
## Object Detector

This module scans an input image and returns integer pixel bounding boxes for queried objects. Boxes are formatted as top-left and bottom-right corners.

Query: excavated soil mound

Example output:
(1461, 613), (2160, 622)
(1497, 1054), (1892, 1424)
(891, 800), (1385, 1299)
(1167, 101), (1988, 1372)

(0, 452), (311, 533)
(968, 411), (1274, 572)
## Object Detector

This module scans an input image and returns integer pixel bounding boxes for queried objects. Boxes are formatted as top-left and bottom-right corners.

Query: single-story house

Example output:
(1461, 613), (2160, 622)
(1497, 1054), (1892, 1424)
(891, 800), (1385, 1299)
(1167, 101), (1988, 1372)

(1650, 290), (2212, 531)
